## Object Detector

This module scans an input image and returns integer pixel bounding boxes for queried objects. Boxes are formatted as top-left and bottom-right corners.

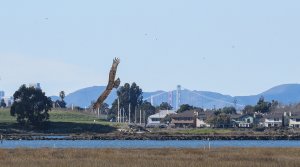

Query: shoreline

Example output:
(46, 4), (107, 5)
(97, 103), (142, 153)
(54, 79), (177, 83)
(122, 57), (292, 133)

(2, 133), (300, 140)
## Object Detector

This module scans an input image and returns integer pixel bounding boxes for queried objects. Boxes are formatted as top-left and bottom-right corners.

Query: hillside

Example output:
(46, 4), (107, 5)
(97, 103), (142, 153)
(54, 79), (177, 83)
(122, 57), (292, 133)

(50, 84), (300, 109)
(0, 108), (117, 134)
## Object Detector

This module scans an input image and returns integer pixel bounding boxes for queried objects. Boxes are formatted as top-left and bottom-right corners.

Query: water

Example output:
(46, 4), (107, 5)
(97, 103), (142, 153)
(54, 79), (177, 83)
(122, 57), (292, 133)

(0, 140), (300, 149)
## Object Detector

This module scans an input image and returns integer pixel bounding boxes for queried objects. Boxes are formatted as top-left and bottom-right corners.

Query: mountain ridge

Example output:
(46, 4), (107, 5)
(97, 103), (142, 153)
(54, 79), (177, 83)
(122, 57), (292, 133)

(50, 84), (300, 109)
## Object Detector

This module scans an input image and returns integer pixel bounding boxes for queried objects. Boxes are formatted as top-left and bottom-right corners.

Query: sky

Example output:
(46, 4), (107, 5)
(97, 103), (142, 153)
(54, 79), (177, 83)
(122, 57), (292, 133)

(0, 0), (300, 97)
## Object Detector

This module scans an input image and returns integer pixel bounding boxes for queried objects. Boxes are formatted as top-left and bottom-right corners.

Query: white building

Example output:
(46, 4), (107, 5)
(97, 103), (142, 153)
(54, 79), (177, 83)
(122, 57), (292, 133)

(147, 110), (176, 127)
(285, 112), (300, 128)
(289, 117), (300, 128)
(263, 113), (283, 127)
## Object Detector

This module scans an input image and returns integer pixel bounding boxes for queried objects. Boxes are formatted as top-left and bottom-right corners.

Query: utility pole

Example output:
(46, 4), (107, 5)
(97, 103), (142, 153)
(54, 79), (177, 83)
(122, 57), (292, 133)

(122, 108), (125, 123)
(117, 97), (120, 122)
(144, 110), (146, 126)
(135, 107), (137, 124)
(129, 103), (131, 124)
(140, 109), (142, 125)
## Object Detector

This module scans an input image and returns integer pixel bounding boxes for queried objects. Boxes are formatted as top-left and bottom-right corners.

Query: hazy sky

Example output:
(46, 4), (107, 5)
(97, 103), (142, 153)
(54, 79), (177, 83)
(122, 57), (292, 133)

(0, 0), (300, 97)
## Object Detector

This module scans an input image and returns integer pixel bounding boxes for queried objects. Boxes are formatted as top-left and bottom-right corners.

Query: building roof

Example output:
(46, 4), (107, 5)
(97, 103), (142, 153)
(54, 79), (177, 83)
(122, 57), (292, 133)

(148, 110), (176, 119)
(171, 110), (195, 118)
(230, 114), (242, 119)
(264, 112), (283, 119)
(198, 112), (214, 119)
(231, 114), (253, 119)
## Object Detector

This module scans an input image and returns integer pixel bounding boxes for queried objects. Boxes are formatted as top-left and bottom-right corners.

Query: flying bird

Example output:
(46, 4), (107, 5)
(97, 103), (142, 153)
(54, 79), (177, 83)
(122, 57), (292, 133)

(93, 58), (121, 110)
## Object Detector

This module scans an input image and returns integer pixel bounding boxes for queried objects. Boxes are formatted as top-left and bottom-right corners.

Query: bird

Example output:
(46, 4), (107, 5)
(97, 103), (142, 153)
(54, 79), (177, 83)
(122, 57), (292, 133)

(93, 58), (121, 110)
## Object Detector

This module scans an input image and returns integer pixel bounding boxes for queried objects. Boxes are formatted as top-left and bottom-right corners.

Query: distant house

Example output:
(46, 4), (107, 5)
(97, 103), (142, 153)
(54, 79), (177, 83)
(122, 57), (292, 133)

(231, 114), (254, 128)
(262, 113), (283, 127)
(197, 112), (213, 128)
(147, 110), (176, 127)
(171, 110), (197, 128)
(284, 112), (300, 128)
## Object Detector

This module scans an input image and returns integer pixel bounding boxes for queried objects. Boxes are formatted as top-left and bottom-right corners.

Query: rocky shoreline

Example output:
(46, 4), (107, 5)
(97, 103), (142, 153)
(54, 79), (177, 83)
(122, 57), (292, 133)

(2, 133), (300, 140)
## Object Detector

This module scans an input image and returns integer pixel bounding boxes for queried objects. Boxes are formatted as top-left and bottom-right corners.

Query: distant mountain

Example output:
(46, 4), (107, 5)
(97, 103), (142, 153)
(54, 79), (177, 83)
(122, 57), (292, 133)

(234, 84), (300, 106)
(50, 84), (300, 109)
(51, 86), (116, 108)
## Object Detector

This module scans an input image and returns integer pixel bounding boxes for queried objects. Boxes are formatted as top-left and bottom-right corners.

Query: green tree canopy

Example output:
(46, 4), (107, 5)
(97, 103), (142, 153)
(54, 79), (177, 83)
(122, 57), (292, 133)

(177, 104), (195, 113)
(111, 82), (143, 121)
(254, 96), (271, 113)
(242, 105), (255, 115)
(55, 91), (66, 108)
(10, 85), (52, 126)
(140, 101), (156, 120)
(158, 102), (173, 110)
(207, 113), (231, 128)
(59, 91), (65, 101)
(222, 106), (237, 114)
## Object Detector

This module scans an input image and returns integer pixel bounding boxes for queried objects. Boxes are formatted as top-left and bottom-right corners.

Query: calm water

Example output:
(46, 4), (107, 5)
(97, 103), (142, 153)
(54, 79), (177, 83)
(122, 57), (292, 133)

(0, 140), (300, 149)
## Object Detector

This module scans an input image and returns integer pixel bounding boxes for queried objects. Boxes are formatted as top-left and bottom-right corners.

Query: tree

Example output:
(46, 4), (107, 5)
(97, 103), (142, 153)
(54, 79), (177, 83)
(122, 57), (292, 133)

(59, 91), (65, 101)
(177, 104), (195, 113)
(129, 82), (143, 117)
(0, 99), (6, 108)
(55, 100), (66, 108)
(110, 82), (143, 121)
(254, 96), (271, 113)
(207, 113), (231, 128)
(158, 102), (173, 110)
(100, 103), (109, 113)
(213, 108), (222, 116)
(140, 101), (156, 121)
(222, 106), (237, 114)
(270, 100), (279, 112)
(56, 91), (66, 108)
(10, 85), (52, 126)
(242, 105), (255, 115)
(216, 113), (231, 128)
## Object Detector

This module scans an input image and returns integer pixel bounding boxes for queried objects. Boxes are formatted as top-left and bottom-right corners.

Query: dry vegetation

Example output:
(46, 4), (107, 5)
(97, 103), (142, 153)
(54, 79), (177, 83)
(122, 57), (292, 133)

(0, 148), (299, 167)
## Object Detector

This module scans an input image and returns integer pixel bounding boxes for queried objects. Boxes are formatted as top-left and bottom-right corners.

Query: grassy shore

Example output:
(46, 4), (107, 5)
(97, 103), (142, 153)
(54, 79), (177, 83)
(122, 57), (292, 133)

(0, 108), (120, 134)
(0, 148), (299, 167)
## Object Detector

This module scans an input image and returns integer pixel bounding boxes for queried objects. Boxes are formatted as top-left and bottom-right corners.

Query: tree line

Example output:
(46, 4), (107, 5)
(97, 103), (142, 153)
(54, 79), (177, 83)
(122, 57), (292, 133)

(6, 83), (295, 128)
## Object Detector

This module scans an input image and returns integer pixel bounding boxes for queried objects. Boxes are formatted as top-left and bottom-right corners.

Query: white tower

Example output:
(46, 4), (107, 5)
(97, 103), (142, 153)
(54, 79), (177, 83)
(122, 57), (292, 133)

(176, 85), (181, 110)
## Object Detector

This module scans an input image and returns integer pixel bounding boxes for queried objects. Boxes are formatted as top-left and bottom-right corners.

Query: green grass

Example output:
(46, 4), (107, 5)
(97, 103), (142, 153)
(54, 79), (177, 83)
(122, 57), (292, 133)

(49, 109), (124, 127)
(0, 108), (117, 125)
(0, 108), (16, 123)
(50, 110), (104, 123)
(0, 108), (118, 134)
